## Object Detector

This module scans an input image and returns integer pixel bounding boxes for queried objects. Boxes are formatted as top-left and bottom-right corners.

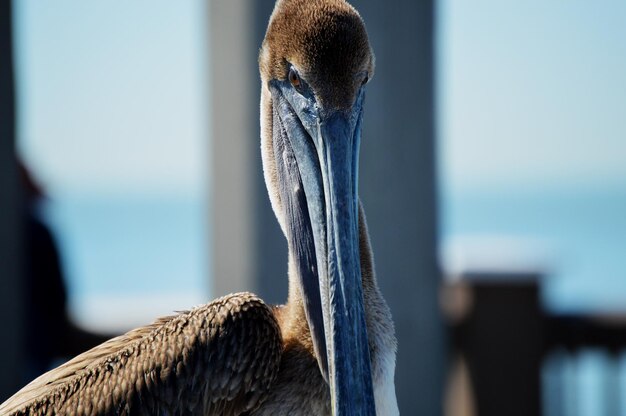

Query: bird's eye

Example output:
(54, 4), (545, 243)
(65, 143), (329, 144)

(361, 73), (369, 86)
(288, 68), (301, 89)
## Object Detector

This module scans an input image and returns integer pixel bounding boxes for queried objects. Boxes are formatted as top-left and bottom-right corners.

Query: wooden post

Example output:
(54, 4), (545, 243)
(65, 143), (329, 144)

(0, 0), (24, 401)
(354, 1), (445, 414)
(209, 0), (288, 304)
(447, 273), (544, 416)
(209, 1), (265, 299)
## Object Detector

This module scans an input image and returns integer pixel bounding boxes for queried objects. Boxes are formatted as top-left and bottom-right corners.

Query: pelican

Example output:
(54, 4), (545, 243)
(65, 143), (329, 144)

(0, 0), (398, 414)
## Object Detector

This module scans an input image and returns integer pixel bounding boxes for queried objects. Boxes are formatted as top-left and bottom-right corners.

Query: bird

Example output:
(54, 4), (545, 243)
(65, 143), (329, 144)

(0, 0), (398, 414)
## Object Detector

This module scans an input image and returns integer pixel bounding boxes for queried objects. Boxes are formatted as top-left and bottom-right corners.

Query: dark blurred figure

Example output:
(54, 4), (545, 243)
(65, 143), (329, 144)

(19, 160), (113, 381)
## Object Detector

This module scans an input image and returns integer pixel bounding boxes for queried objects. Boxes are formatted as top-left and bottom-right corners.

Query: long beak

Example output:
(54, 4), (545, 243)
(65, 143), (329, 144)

(271, 82), (376, 415)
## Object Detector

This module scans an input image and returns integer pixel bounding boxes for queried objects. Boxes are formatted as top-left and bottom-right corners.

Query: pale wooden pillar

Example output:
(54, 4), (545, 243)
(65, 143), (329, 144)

(209, 0), (287, 304)
(209, 0), (262, 298)
(0, 0), (24, 401)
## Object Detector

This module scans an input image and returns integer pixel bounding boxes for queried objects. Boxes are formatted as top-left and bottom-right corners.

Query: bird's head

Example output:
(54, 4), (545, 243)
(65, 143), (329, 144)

(260, 1), (376, 414)
(260, 0), (373, 111)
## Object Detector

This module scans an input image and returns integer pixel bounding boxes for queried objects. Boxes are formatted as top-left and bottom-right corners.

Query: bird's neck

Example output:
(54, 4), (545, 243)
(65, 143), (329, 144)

(279, 202), (399, 415)
(281, 202), (382, 350)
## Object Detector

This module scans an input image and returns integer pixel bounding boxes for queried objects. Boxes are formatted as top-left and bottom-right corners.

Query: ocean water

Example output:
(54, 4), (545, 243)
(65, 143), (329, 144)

(44, 194), (209, 331)
(441, 186), (626, 313)
(45, 186), (626, 331)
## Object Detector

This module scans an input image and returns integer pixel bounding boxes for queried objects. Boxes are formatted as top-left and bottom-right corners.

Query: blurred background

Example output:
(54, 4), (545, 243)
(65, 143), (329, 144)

(14, 0), (209, 332)
(1, 1), (625, 415)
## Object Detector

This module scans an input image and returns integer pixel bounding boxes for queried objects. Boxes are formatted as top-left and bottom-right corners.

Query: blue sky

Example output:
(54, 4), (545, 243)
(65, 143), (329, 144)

(14, 0), (207, 196)
(438, 0), (626, 193)
(14, 1), (626, 195)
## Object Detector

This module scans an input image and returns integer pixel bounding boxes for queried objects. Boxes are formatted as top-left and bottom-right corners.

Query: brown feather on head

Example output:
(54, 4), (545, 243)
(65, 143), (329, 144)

(260, 0), (374, 110)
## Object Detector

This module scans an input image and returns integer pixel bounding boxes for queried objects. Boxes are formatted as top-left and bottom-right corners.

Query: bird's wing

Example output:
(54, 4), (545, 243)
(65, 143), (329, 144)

(0, 292), (282, 416)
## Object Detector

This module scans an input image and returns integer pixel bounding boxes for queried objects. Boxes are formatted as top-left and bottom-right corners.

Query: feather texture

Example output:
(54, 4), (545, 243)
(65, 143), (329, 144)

(0, 293), (282, 416)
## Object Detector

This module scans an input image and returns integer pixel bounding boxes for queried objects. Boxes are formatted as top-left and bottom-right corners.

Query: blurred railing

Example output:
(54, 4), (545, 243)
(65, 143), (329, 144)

(444, 272), (626, 416)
